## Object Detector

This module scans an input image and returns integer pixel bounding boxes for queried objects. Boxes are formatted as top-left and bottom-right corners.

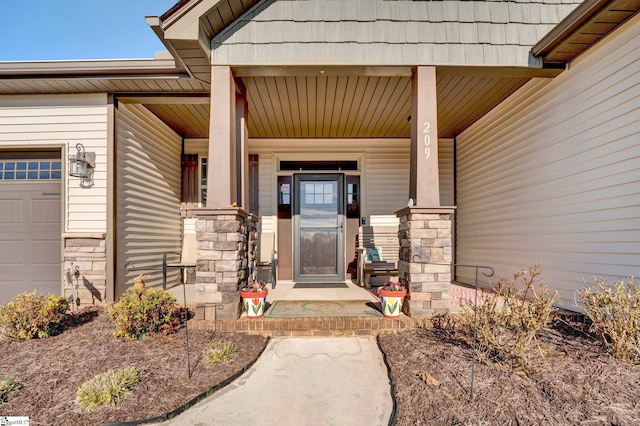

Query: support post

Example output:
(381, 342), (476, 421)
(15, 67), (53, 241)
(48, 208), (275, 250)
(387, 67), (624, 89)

(208, 66), (237, 207)
(410, 66), (440, 207)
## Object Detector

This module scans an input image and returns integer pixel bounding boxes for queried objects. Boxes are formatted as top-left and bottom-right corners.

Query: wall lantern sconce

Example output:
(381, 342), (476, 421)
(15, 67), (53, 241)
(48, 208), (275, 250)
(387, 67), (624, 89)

(68, 143), (95, 178)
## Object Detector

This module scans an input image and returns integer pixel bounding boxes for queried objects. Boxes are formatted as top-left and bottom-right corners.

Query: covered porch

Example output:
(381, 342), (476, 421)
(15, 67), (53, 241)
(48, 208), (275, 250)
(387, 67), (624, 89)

(114, 63), (557, 320)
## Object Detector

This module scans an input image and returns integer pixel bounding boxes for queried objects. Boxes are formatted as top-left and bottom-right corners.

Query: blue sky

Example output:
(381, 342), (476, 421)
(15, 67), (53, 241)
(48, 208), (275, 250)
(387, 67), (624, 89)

(0, 0), (178, 61)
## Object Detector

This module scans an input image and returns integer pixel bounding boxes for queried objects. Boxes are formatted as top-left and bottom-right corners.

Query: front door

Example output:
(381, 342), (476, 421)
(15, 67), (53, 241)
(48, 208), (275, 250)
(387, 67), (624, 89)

(293, 174), (345, 282)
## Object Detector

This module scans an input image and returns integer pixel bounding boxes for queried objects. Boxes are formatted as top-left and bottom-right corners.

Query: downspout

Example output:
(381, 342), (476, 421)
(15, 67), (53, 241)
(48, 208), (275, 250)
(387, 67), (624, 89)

(452, 136), (458, 281)
(106, 95), (117, 302)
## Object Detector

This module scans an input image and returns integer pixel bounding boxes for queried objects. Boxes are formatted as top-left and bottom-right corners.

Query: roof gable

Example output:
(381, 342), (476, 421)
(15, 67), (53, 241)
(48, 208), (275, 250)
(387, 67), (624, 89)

(153, 0), (584, 81)
(210, 0), (583, 66)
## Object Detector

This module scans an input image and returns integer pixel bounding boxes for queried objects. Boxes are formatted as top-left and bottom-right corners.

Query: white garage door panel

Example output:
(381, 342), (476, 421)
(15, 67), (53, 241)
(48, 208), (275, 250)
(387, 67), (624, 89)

(0, 199), (22, 222)
(0, 241), (23, 264)
(0, 182), (61, 304)
(31, 199), (61, 224)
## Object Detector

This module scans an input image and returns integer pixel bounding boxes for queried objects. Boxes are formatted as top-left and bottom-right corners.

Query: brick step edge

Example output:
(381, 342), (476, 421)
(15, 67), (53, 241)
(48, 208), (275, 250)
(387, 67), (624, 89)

(187, 315), (430, 337)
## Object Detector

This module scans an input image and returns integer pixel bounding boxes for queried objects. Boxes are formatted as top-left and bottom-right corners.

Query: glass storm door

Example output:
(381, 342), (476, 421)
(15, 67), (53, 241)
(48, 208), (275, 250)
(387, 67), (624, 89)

(293, 174), (345, 282)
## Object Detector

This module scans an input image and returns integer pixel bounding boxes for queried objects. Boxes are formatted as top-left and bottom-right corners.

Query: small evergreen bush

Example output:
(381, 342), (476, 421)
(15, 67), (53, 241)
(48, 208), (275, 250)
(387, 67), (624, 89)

(203, 341), (237, 367)
(0, 291), (69, 339)
(463, 265), (558, 371)
(75, 367), (146, 411)
(108, 288), (186, 339)
(579, 277), (640, 362)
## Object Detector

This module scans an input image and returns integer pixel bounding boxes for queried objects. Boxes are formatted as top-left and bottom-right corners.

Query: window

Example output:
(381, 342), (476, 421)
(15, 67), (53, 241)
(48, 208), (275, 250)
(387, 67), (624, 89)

(200, 156), (207, 206)
(346, 175), (360, 218)
(279, 160), (358, 171)
(0, 160), (62, 181)
(181, 155), (258, 213)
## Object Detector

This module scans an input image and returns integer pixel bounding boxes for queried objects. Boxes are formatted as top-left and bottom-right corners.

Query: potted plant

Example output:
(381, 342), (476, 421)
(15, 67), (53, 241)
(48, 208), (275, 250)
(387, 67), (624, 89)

(377, 281), (407, 318)
(240, 280), (268, 319)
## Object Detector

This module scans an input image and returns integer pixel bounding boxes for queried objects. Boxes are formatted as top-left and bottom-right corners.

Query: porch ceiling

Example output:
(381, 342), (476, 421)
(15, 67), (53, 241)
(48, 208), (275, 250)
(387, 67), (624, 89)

(142, 68), (552, 139)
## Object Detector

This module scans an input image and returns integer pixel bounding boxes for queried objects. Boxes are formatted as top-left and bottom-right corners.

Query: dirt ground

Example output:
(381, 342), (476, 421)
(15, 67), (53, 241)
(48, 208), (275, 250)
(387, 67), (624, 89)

(378, 320), (640, 426)
(0, 307), (266, 426)
(2, 307), (639, 426)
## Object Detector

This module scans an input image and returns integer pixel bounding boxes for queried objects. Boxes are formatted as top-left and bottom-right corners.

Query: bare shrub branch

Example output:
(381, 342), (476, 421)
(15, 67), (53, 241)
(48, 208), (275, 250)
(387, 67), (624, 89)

(462, 264), (559, 372)
(579, 276), (640, 363)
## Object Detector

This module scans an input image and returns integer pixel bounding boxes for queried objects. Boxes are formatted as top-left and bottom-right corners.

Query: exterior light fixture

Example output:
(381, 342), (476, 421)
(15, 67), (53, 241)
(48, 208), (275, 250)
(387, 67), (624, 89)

(68, 143), (95, 178)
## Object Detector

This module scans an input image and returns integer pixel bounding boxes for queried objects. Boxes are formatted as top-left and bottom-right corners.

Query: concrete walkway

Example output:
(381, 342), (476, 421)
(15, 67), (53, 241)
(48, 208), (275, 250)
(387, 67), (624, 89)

(161, 337), (394, 425)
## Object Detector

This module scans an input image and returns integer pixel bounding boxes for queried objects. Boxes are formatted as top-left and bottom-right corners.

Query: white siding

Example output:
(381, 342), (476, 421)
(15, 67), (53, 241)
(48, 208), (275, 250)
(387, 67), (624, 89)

(456, 15), (640, 310)
(0, 94), (108, 232)
(184, 138), (208, 155)
(116, 103), (182, 296)
(249, 139), (409, 222)
(248, 138), (453, 227)
(439, 138), (455, 207)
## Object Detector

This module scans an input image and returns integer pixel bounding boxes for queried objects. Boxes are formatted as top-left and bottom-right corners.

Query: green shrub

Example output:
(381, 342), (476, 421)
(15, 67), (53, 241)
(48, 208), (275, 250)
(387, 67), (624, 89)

(203, 341), (237, 367)
(0, 291), (69, 339)
(108, 288), (186, 340)
(463, 265), (558, 371)
(75, 367), (146, 411)
(0, 375), (21, 403)
(579, 277), (640, 362)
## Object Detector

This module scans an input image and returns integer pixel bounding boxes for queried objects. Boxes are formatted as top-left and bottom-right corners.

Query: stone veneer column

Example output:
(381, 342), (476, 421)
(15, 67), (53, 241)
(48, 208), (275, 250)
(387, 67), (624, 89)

(63, 232), (107, 306)
(193, 208), (257, 320)
(396, 207), (456, 317)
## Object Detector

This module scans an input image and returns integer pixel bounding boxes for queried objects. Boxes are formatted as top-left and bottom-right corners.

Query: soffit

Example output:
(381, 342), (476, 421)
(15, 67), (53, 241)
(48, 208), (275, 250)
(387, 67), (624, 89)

(136, 70), (542, 140)
(533, 0), (640, 64)
(155, 0), (260, 83)
(0, 77), (209, 95)
(0, 58), (210, 94)
(0, 61), (550, 140)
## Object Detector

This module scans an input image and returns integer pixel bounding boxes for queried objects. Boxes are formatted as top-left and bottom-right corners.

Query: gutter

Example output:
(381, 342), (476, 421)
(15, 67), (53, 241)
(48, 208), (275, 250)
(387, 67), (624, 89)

(0, 58), (186, 78)
(145, 16), (195, 79)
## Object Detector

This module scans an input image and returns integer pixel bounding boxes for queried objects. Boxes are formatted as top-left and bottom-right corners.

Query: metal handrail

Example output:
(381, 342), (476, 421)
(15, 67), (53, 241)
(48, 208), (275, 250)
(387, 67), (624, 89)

(408, 258), (495, 399)
(124, 253), (211, 379)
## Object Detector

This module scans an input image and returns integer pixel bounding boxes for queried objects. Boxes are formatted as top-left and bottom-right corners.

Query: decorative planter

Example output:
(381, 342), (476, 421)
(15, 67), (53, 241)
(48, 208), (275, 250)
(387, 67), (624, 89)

(378, 288), (407, 318)
(240, 289), (268, 318)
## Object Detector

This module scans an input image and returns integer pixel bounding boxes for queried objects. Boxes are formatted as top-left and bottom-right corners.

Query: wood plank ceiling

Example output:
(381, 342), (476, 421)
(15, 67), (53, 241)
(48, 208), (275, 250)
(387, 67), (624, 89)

(139, 74), (529, 139)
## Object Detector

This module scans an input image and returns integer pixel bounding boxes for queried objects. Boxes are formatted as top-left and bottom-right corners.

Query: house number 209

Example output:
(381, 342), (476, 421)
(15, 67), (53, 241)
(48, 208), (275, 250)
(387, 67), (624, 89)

(423, 122), (431, 159)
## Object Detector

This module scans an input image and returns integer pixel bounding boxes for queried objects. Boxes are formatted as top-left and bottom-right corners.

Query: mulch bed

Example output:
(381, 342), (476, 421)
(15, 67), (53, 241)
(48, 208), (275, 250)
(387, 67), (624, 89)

(0, 307), (267, 426)
(378, 320), (640, 425)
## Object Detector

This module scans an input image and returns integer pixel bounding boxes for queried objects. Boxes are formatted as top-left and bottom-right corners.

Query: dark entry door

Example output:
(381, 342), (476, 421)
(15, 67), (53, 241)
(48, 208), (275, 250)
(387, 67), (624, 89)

(293, 174), (345, 282)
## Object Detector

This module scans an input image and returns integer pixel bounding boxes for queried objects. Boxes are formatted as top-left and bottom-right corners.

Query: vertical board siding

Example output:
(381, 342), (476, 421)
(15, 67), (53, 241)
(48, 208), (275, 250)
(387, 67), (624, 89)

(455, 16), (640, 310)
(116, 103), (182, 296)
(0, 94), (108, 232)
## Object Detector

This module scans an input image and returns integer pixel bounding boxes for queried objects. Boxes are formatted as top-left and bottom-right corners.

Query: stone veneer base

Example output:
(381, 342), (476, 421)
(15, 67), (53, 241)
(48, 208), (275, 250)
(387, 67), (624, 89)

(63, 232), (107, 306)
(396, 206), (456, 317)
(193, 208), (257, 321)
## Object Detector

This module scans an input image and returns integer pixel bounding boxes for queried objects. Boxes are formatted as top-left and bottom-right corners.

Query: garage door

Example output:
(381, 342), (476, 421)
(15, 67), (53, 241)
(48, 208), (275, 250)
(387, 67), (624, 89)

(0, 158), (62, 304)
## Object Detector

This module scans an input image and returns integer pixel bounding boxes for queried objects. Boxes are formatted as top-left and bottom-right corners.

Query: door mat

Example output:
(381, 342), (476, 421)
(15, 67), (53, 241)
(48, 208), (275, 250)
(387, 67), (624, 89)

(265, 300), (383, 318)
(292, 283), (349, 289)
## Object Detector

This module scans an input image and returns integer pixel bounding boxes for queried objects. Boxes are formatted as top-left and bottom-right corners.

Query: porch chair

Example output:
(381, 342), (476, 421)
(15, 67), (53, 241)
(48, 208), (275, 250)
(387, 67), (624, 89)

(356, 226), (399, 288)
(257, 231), (277, 288)
(163, 233), (197, 290)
